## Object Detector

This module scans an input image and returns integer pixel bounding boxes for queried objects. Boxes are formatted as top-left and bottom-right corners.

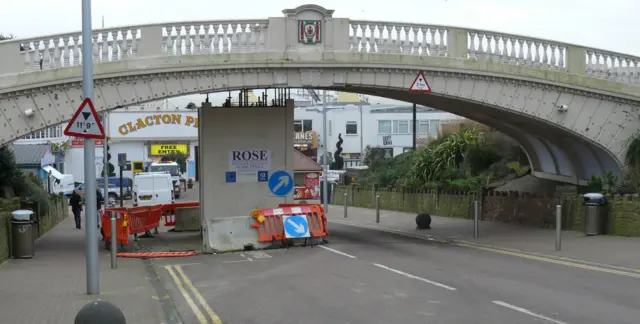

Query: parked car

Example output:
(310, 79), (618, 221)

(72, 183), (120, 207)
(97, 177), (133, 200)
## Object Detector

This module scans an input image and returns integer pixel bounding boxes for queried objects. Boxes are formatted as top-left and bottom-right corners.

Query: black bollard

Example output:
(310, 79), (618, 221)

(74, 300), (126, 324)
(415, 213), (432, 230)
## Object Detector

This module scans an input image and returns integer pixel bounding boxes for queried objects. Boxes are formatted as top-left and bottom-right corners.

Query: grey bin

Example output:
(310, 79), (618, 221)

(583, 193), (609, 236)
(11, 219), (35, 259)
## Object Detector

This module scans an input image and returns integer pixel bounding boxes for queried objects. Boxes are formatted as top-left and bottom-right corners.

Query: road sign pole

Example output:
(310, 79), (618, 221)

(82, 0), (99, 295)
(321, 90), (329, 214)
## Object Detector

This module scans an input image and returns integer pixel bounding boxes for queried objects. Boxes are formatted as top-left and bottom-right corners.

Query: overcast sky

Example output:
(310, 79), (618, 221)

(1, 0), (635, 106)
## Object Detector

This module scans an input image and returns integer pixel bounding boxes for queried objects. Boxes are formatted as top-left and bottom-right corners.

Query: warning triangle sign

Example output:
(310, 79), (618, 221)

(63, 98), (105, 139)
(409, 72), (432, 92)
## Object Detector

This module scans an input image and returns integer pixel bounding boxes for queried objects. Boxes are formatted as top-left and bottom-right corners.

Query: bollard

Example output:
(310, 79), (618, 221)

(74, 300), (126, 324)
(110, 211), (117, 269)
(343, 193), (348, 218)
(473, 200), (479, 239)
(375, 194), (380, 223)
(555, 204), (562, 251)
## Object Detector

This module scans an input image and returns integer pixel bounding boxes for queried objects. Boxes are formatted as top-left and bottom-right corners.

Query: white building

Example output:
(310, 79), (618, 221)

(294, 92), (463, 167)
(11, 90), (464, 182)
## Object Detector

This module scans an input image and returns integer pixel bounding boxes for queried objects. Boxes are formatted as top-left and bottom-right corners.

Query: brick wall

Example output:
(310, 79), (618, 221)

(332, 185), (640, 237)
(0, 196), (69, 263)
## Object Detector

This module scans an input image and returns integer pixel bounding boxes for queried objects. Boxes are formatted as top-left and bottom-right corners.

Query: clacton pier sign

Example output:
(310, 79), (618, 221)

(109, 112), (199, 139)
(117, 113), (199, 135)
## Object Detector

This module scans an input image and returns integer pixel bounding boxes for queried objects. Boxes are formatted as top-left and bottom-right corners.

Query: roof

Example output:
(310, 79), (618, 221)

(293, 149), (322, 171)
(11, 143), (51, 166)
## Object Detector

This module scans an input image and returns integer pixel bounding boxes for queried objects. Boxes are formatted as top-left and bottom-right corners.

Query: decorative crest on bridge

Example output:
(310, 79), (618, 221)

(299, 20), (322, 44)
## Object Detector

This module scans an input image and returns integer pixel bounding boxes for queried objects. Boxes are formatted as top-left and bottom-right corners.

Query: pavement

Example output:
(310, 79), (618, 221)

(327, 204), (640, 270)
(0, 212), (171, 324)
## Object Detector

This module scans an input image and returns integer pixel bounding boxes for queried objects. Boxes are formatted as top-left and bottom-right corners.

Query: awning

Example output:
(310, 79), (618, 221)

(42, 165), (64, 180)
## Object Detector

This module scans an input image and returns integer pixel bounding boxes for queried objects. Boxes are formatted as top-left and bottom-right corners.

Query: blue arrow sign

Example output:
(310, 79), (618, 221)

(283, 215), (310, 238)
(268, 170), (293, 196)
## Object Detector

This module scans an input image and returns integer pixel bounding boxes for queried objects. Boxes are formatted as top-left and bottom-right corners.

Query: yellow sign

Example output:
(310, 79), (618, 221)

(118, 113), (199, 135)
(150, 144), (189, 156)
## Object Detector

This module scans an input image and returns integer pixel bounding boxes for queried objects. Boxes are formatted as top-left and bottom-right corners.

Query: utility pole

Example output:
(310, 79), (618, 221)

(412, 103), (417, 150)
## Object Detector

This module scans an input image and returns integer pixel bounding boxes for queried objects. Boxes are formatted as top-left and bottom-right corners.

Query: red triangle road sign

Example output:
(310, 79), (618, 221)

(409, 72), (432, 92)
(63, 98), (105, 139)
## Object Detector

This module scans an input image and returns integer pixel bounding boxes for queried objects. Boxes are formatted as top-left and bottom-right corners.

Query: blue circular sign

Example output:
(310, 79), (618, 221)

(268, 170), (293, 196)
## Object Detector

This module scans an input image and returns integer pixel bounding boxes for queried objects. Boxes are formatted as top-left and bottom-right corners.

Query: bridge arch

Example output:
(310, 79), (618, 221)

(1, 59), (637, 184)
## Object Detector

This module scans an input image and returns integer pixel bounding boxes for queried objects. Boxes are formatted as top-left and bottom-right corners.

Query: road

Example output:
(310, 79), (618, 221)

(154, 222), (640, 324)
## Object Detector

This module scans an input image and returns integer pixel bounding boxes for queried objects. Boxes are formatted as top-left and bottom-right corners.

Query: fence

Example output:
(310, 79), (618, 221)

(331, 185), (640, 237)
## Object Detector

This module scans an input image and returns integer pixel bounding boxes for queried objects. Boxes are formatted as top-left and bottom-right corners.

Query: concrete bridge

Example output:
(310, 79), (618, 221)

(0, 4), (639, 185)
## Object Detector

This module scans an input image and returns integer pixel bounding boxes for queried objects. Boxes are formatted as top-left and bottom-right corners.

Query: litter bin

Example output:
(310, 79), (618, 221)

(583, 193), (608, 236)
(11, 210), (35, 259)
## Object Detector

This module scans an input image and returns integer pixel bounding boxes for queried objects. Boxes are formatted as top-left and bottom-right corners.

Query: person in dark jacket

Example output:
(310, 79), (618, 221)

(70, 190), (83, 229)
(96, 187), (104, 229)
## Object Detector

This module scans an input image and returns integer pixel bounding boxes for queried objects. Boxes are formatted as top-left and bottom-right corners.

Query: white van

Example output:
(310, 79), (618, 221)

(43, 165), (75, 195)
(133, 172), (174, 207)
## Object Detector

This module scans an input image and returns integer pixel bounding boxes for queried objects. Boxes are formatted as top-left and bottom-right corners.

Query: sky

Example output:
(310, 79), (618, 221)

(1, 0), (636, 106)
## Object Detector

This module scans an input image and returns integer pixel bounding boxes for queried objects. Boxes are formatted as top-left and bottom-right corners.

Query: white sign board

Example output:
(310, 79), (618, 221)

(236, 171), (258, 183)
(229, 149), (271, 172)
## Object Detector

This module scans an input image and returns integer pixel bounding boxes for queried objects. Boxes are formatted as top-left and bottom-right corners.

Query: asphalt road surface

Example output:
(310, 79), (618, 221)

(154, 222), (640, 324)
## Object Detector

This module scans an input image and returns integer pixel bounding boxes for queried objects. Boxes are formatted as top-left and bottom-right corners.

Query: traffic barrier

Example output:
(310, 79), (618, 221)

(127, 205), (163, 240)
(100, 208), (130, 246)
(250, 204), (328, 243)
(161, 202), (200, 227)
(277, 203), (328, 238)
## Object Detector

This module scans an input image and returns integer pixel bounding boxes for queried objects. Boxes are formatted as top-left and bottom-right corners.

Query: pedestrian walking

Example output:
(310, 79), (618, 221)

(70, 190), (83, 229)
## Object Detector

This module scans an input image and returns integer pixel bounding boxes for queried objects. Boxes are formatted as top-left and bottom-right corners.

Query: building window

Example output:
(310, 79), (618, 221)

(378, 120), (392, 134)
(293, 121), (302, 132)
(328, 120), (332, 136)
(393, 120), (410, 134)
(294, 119), (313, 133)
(346, 121), (358, 135)
(418, 120), (429, 134)
(429, 120), (439, 135)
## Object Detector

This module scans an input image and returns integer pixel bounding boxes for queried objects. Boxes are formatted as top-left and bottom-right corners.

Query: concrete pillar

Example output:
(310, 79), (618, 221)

(565, 45), (587, 75)
(446, 28), (469, 59)
(199, 101), (295, 251)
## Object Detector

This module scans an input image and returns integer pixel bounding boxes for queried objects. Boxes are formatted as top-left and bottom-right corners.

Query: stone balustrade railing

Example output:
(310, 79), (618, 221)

(0, 18), (638, 85)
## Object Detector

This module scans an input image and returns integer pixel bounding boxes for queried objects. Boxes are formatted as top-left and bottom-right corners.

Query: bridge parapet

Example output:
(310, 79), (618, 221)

(0, 4), (638, 85)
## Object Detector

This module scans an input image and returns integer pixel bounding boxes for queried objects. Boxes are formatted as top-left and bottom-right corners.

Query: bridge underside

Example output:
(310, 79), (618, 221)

(0, 66), (626, 186)
(346, 88), (620, 186)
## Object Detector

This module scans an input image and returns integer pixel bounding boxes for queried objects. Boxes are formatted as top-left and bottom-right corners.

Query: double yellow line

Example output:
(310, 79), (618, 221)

(164, 265), (222, 324)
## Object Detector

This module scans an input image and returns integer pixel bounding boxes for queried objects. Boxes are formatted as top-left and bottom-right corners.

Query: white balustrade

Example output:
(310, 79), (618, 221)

(1, 17), (639, 86)
(585, 49), (640, 85)
(348, 21), (448, 56)
(467, 30), (566, 69)
(1, 19), (268, 73)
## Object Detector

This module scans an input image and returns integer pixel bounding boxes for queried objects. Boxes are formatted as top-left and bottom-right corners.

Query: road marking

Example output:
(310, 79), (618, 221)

(157, 262), (201, 268)
(165, 265), (208, 324)
(175, 265), (223, 324)
(222, 259), (253, 264)
(373, 263), (457, 291)
(457, 243), (640, 279)
(493, 301), (569, 324)
(330, 219), (640, 278)
(318, 245), (357, 259)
